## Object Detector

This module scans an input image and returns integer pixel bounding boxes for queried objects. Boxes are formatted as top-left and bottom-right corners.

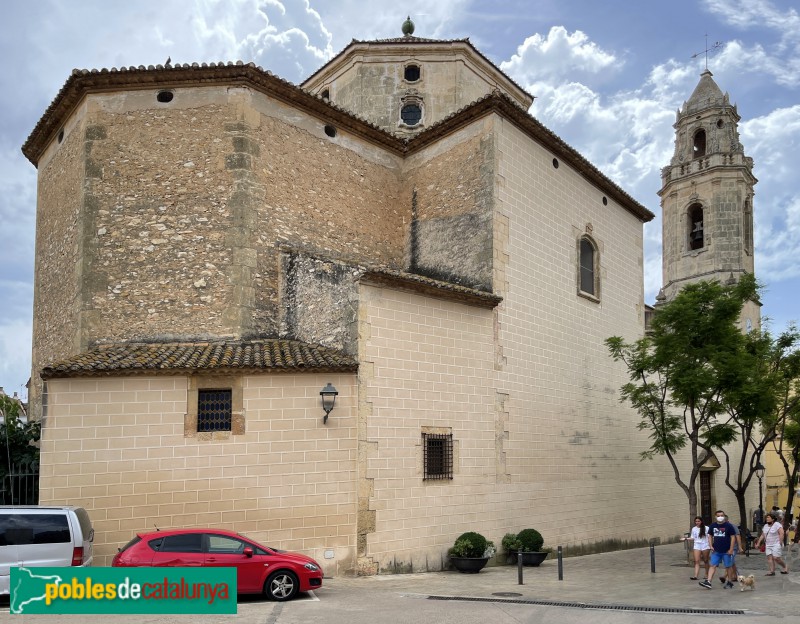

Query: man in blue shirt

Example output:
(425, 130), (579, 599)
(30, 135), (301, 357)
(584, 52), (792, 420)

(700, 509), (737, 589)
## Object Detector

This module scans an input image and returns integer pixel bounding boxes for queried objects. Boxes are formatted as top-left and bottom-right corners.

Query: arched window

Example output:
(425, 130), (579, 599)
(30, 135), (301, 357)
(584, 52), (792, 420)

(688, 203), (704, 250)
(578, 236), (599, 298)
(693, 129), (706, 158)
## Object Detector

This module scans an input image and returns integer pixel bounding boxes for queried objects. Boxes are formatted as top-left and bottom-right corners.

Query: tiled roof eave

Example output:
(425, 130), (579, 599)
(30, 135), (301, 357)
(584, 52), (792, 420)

(22, 63), (408, 165)
(406, 92), (655, 223)
(360, 269), (502, 309)
(41, 363), (357, 380)
(40, 339), (358, 380)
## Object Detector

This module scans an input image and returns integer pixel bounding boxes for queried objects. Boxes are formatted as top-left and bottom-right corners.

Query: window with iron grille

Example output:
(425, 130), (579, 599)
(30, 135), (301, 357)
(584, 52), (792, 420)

(197, 389), (232, 432)
(423, 432), (453, 480)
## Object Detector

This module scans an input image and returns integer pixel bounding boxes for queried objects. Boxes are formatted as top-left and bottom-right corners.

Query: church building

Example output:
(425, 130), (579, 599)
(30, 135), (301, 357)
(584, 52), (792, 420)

(23, 18), (749, 575)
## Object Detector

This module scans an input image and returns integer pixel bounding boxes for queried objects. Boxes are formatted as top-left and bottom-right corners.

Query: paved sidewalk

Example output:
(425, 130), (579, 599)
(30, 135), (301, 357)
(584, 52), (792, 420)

(326, 542), (800, 618)
(2, 542), (797, 622)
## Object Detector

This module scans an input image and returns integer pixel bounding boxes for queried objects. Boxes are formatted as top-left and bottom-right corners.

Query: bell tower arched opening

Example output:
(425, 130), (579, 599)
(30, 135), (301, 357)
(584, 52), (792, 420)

(688, 203), (704, 251)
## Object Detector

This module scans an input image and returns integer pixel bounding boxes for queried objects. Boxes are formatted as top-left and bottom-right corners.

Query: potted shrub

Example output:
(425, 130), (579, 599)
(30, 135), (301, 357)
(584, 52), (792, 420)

(502, 532), (522, 564)
(449, 531), (496, 573)
(516, 528), (549, 567)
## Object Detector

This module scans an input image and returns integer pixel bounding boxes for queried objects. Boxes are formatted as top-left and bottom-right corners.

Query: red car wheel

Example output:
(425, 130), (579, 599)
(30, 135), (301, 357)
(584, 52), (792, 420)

(265, 570), (299, 601)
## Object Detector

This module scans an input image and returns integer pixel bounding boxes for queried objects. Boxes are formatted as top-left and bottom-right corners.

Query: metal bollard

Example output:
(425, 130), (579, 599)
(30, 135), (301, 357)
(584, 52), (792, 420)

(518, 552), (524, 585)
(557, 545), (563, 580)
(650, 540), (656, 573)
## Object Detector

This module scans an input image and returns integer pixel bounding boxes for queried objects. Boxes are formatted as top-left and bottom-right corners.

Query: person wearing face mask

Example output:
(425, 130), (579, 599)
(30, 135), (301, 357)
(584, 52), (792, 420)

(699, 510), (737, 589)
(754, 513), (789, 575)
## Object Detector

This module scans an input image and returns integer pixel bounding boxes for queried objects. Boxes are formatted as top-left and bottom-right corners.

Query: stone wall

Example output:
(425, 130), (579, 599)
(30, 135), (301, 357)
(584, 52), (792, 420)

(403, 122), (495, 291)
(33, 84), (407, 356)
(29, 104), (87, 420)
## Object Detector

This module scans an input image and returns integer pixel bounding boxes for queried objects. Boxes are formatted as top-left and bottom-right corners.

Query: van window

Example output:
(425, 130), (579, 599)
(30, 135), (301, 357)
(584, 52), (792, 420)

(0, 514), (70, 546)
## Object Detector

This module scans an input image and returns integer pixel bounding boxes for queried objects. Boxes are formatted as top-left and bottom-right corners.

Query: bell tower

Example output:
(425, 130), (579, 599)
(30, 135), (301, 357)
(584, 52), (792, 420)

(658, 70), (760, 331)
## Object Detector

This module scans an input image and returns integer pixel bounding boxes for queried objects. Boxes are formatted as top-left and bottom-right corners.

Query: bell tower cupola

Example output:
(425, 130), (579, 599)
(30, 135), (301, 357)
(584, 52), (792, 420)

(658, 70), (760, 331)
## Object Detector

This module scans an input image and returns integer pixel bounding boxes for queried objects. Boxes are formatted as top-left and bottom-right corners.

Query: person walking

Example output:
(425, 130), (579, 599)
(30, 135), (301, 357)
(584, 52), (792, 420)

(700, 510), (737, 589)
(689, 516), (711, 580)
(719, 518), (744, 585)
(755, 513), (789, 576)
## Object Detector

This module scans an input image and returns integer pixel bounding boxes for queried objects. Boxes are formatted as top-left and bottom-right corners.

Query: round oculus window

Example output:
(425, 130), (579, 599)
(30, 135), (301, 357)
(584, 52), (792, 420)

(401, 104), (422, 126)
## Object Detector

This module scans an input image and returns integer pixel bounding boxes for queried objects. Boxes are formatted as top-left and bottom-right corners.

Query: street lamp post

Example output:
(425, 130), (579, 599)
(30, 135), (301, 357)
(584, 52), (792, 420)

(755, 462), (766, 532)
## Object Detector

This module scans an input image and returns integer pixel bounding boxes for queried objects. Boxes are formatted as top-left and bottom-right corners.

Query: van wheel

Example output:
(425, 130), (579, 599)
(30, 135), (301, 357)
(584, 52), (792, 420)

(265, 570), (299, 601)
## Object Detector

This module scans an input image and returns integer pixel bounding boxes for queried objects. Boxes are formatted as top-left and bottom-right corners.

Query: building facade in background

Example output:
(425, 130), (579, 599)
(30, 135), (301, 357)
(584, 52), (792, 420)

(23, 19), (749, 575)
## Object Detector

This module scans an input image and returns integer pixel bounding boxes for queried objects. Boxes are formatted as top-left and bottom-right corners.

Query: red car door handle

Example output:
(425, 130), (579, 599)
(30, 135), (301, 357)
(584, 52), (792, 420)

(207, 558), (217, 562)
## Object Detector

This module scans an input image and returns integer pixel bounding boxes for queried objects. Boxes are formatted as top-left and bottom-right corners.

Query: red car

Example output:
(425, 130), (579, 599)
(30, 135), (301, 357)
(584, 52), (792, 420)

(112, 528), (323, 601)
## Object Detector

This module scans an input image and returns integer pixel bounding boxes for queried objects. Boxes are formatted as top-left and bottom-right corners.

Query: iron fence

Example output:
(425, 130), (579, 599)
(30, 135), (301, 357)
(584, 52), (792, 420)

(1, 462), (39, 505)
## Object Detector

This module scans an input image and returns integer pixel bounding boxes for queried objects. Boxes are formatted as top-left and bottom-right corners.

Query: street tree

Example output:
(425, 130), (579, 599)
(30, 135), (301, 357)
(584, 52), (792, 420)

(763, 330), (800, 534)
(606, 275), (757, 526)
(715, 325), (800, 532)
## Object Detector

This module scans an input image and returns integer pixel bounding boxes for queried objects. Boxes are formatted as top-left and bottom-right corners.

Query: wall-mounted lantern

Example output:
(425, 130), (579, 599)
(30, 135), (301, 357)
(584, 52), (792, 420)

(320, 383), (338, 424)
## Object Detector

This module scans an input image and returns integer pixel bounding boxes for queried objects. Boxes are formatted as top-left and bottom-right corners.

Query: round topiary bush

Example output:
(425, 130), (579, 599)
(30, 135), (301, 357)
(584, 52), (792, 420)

(451, 531), (488, 558)
(517, 528), (544, 552)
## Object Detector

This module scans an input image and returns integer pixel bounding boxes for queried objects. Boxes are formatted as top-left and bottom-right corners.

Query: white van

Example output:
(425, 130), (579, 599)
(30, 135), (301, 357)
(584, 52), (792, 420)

(0, 506), (94, 595)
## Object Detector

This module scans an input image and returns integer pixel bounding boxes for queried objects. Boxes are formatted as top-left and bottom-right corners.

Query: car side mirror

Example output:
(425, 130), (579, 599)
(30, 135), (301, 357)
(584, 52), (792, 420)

(243, 547), (254, 558)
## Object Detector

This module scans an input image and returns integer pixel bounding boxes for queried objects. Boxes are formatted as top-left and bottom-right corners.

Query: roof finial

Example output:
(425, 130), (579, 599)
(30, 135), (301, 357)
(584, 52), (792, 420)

(402, 16), (415, 36)
(691, 34), (723, 70)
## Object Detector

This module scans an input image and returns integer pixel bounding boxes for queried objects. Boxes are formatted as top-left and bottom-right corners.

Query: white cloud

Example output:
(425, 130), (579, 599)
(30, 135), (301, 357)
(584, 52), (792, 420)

(703, 0), (800, 51)
(740, 105), (800, 281)
(500, 26), (619, 86)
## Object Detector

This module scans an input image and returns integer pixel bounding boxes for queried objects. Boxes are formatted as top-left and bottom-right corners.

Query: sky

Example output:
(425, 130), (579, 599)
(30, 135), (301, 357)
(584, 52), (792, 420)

(1, 0), (798, 399)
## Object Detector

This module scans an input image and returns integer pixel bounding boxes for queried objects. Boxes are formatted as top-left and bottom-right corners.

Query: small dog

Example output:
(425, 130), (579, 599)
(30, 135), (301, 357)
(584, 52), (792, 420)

(737, 574), (756, 591)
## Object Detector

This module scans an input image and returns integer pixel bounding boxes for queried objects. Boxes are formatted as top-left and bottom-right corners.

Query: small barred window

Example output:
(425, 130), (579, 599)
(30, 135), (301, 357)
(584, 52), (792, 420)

(197, 389), (232, 432)
(423, 432), (453, 480)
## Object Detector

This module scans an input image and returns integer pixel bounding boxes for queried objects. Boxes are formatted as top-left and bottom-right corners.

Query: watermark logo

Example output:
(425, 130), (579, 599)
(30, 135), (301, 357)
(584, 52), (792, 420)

(10, 567), (237, 614)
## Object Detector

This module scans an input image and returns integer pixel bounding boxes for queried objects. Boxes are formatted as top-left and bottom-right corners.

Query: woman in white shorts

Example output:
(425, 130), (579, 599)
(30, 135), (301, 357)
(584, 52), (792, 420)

(755, 513), (789, 575)
(690, 516), (711, 580)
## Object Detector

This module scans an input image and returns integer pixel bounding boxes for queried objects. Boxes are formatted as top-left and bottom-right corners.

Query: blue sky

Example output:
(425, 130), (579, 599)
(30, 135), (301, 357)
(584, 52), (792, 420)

(1, 0), (798, 398)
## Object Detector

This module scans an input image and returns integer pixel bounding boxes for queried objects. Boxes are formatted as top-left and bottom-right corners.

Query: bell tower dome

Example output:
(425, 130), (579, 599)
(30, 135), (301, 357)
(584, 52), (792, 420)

(658, 70), (760, 331)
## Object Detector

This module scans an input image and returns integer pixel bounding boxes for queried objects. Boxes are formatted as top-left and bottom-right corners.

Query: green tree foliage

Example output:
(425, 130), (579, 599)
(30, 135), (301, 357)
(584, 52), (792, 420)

(606, 275), (760, 526)
(1, 393), (40, 504)
(716, 325), (800, 531)
(763, 329), (800, 533)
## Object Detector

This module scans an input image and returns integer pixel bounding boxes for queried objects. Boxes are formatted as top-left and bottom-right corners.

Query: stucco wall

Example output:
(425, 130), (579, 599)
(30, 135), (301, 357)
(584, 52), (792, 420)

(357, 284), (497, 573)
(322, 50), (525, 135)
(493, 116), (745, 546)
(38, 373), (358, 575)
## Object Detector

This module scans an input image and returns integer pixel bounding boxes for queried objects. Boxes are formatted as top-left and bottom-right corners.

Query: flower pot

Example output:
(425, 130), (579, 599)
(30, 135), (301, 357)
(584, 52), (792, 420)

(519, 551), (549, 567)
(450, 556), (489, 573)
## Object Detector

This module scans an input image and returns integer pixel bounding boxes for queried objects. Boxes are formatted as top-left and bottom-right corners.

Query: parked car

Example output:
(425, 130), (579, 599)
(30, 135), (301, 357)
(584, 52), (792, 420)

(112, 528), (323, 601)
(0, 505), (94, 596)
